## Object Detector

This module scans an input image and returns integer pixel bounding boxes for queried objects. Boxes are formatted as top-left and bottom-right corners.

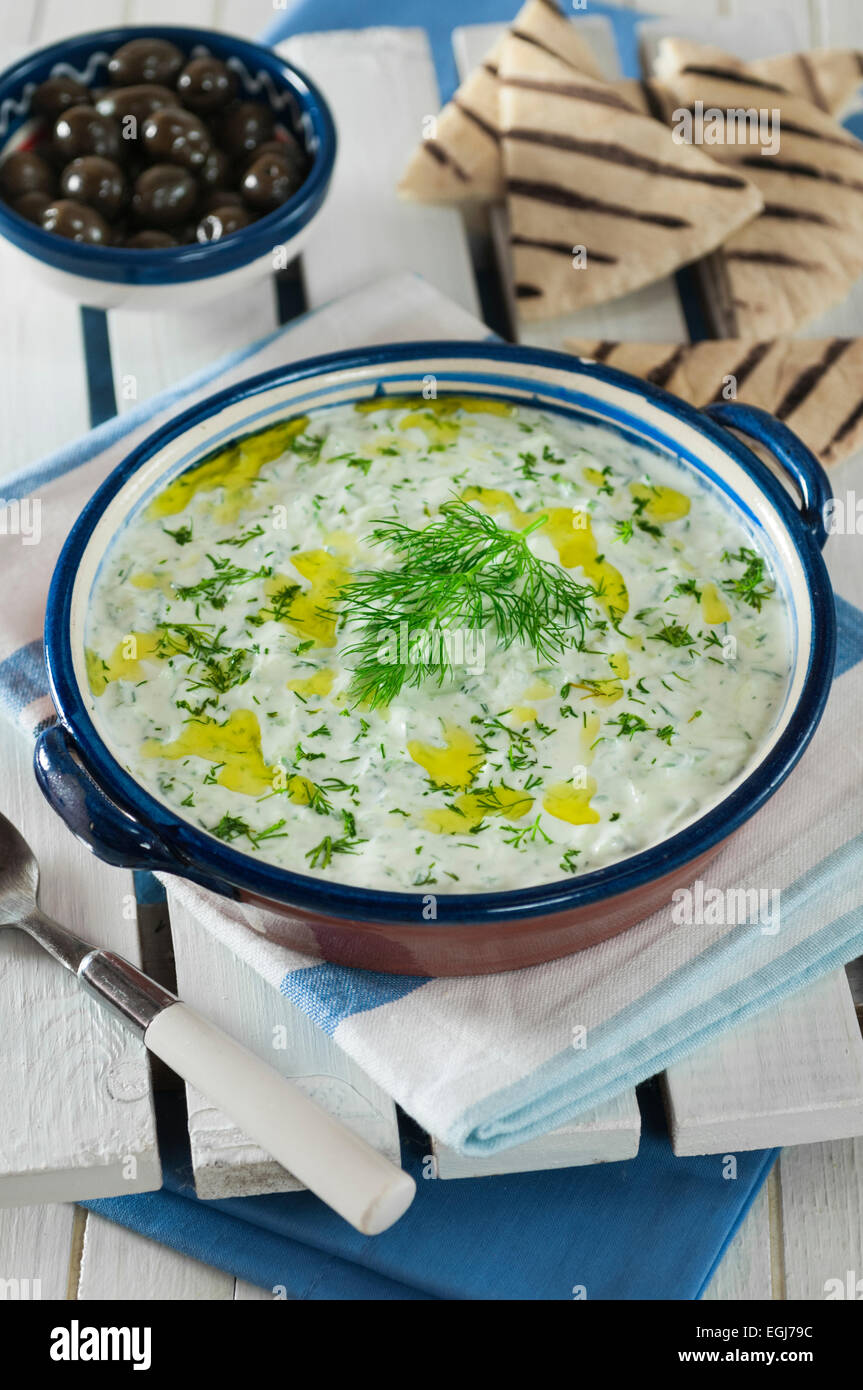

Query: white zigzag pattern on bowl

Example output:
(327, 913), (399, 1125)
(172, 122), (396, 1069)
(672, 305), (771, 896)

(0, 46), (303, 141)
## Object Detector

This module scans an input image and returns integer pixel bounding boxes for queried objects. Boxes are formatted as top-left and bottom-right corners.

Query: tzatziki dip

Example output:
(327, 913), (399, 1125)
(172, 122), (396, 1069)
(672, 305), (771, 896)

(84, 394), (791, 892)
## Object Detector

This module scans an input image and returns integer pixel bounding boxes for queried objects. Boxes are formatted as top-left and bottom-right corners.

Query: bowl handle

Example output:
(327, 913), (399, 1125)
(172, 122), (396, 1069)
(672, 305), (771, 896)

(702, 401), (832, 550)
(34, 723), (189, 875)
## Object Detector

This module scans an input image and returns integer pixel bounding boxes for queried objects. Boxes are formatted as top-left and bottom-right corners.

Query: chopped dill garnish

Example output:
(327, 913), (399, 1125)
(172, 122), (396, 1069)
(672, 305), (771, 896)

(516, 450), (540, 481)
(176, 553), (271, 612)
(305, 830), (366, 869)
(217, 524), (265, 548)
(609, 712), (650, 738)
(208, 813), (287, 849)
(649, 622), (696, 648)
(163, 523), (192, 545)
(671, 578), (702, 601)
(291, 432), (325, 465)
(721, 546), (774, 611)
(503, 814), (552, 848)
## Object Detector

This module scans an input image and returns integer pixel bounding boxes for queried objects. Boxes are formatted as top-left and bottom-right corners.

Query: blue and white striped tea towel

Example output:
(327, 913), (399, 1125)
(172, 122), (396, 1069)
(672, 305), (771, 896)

(2, 271), (863, 1157)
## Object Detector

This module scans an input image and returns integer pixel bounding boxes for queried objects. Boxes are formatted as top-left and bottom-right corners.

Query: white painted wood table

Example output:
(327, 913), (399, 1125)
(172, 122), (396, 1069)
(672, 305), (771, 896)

(0, 0), (862, 1301)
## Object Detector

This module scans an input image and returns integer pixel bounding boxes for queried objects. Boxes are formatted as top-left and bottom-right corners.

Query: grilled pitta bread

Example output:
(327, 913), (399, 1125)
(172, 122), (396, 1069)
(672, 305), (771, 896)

(648, 40), (863, 335)
(398, 0), (603, 203)
(564, 336), (863, 466)
(499, 38), (763, 319)
(655, 37), (863, 118)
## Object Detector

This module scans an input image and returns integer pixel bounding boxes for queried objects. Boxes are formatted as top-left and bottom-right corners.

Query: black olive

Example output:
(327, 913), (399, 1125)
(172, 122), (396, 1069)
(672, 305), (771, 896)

(196, 204), (253, 241)
(131, 163), (198, 227)
(95, 84), (176, 130)
(41, 198), (110, 243)
(60, 156), (126, 219)
(244, 132), (307, 179)
(141, 107), (210, 170)
(216, 101), (274, 157)
(0, 150), (56, 199)
(12, 191), (53, 224)
(198, 146), (231, 188)
(199, 187), (244, 215)
(176, 57), (237, 114)
(32, 76), (90, 121)
(125, 229), (178, 248)
(174, 221), (201, 244)
(107, 39), (184, 89)
(53, 106), (121, 163)
(240, 151), (303, 211)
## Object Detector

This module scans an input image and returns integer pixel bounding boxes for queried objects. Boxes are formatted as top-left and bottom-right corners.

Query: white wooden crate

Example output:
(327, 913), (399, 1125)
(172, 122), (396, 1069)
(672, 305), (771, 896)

(1, 0), (862, 1302)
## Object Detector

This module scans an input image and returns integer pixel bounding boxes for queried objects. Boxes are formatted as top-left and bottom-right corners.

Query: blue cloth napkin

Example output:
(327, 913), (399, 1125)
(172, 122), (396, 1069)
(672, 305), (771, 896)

(83, 1087), (775, 1300)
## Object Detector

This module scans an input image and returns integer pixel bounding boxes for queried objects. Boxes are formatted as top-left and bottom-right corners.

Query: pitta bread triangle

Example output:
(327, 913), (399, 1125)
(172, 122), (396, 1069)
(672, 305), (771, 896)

(563, 336), (863, 467)
(653, 36), (863, 118)
(647, 41), (863, 335)
(398, 0), (604, 204)
(499, 38), (763, 320)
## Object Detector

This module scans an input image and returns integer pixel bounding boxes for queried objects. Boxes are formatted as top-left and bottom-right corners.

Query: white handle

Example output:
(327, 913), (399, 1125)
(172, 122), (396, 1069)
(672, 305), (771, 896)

(145, 1002), (415, 1235)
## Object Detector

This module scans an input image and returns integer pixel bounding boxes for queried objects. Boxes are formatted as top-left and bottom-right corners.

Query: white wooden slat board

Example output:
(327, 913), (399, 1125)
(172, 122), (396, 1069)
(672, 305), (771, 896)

(815, 0), (860, 45)
(663, 971), (863, 1155)
(234, 1278), (274, 1299)
(77, 1209), (235, 1299)
(126, 0), (216, 26)
(0, 731), (161, 1205)
(0, 3), (45, 48)
(35, 0), (133, 46)
(777, 1135), (863, 1299)
(702, 1181), (775, 1300)
(79, 1208), (281, 1298)
(0, 211), (92, 470)
(279, 29), (480, 316)
(107, 277), (279, 413)
(168, 892), (401, 1199)
(0, 1202), (78, 1300)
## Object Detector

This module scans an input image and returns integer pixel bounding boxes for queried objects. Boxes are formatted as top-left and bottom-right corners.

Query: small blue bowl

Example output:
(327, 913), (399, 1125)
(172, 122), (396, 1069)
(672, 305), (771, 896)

(35, 342), (836, 975)
(0, 25), (336, 309)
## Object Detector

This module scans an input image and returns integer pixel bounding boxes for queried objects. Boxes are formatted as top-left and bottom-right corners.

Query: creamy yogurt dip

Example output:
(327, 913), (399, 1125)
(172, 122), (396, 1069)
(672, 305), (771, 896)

(84, 394), (791, 892)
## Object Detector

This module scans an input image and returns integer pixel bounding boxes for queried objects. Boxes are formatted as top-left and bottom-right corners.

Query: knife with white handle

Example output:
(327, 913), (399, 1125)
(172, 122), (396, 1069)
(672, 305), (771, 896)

(80, 949), (416, 1236)
(0, 806), (415, 1235)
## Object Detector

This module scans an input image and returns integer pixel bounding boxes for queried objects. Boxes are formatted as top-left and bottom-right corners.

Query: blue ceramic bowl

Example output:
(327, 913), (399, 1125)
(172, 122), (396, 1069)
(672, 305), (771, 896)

(35, 343), (836, 975)
(0, 25), (336, 309)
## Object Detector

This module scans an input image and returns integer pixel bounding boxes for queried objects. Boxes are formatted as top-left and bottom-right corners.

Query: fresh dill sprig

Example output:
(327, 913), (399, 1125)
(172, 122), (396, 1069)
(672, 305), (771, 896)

(339, 499), (592, 708)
